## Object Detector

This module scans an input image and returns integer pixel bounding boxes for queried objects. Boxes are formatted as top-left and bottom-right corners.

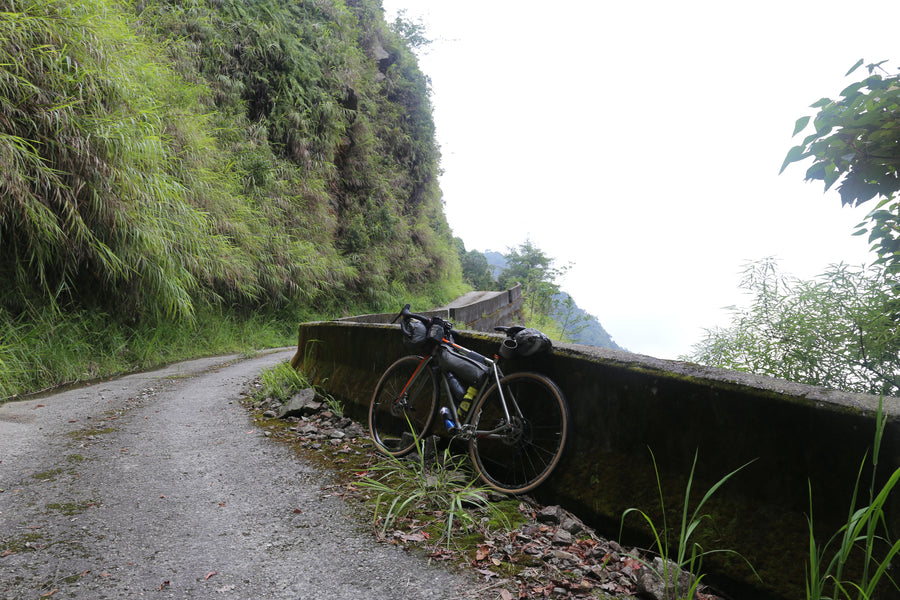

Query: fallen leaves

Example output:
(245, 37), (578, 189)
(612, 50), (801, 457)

(428, 548), (454, 561)
(475, 544), (492, 561)
(394, 530), (429, 543)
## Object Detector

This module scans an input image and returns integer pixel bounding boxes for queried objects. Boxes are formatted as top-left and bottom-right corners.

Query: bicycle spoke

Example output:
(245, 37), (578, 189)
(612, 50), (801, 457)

(369, 356), (438, 457)
(469, 372), (568, 494)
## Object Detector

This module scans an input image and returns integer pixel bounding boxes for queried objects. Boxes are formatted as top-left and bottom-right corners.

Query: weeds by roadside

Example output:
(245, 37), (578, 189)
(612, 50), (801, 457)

(805, 398), (900, 600)
(252, 361), (343, 417)
(0, 306), (295, 403)
(620, 451), (758, 600)
(255, 361), (313, 403)
(357, 431), (509, 545)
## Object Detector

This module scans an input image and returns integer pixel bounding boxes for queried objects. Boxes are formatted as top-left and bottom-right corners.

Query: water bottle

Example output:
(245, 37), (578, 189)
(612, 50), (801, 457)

(439, 407), (456, 432)
(445, 372), (465, 401)
(457, 386), (478, 420)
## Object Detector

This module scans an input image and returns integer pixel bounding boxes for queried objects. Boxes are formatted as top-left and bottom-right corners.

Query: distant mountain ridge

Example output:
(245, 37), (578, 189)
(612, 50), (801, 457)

(483, 251), (624, 351)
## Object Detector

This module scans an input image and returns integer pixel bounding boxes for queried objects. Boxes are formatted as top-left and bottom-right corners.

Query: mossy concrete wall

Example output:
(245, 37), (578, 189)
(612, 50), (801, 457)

(291, 321), (900, 600)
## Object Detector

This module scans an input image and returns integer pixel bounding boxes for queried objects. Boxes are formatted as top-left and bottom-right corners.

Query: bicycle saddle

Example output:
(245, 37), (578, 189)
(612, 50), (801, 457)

(494, 325), (526, 337)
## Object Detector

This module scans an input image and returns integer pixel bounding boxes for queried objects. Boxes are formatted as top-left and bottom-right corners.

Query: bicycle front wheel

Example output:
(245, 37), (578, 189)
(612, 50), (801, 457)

(469, 372), (569, 494)
(368, 355), (438, 457)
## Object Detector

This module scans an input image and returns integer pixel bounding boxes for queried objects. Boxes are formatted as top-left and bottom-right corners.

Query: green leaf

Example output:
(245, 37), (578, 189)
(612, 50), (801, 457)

(839, 81), (865, 99)
(792, 116), (811, 137)
(805, 163), (826, 182)
(824, 164), (841, 190)
(845, 58), (864, 77)
(779, 145), (808, 174)
(801, 131), (821, 146)
(810, 97), (833, 109)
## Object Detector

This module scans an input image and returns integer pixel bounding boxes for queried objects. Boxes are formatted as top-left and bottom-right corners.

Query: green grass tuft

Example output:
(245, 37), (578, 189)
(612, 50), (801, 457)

(805, 398), (900, 600)
(358, 428), (508, 546)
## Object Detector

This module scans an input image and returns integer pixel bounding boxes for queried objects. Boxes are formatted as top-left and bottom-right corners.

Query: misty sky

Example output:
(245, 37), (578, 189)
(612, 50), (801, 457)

(381, 0), (894, 358)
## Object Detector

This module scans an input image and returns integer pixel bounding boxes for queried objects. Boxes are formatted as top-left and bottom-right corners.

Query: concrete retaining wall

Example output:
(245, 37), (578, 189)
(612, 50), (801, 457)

(290, 320), (900, 600)
(337, 285), (523, 332)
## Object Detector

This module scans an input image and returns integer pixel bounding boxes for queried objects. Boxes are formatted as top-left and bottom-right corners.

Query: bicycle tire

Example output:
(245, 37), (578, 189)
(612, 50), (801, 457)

(368, 355), (439, 457)
(468, 372), (569, 494)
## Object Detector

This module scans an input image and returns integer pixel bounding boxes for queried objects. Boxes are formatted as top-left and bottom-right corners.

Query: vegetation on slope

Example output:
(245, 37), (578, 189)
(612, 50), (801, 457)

(0, 0), (465, 399)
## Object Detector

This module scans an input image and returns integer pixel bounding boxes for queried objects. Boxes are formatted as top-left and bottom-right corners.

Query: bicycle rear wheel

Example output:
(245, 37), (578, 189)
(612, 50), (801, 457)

(468, 372), (569, 494)
(368, 355), (438, 457)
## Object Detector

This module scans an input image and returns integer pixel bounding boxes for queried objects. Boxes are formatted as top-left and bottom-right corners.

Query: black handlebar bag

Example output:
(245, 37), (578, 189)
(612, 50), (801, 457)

(401, 318), (429, 351)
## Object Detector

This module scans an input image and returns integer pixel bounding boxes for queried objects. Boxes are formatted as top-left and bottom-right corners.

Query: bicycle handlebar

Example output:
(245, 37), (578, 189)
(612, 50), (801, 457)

(392, 303), (440, 326)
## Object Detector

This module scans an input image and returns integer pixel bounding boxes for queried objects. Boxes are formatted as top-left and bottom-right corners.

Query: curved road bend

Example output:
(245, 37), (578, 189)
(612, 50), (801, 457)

(0, 350), (481, 599)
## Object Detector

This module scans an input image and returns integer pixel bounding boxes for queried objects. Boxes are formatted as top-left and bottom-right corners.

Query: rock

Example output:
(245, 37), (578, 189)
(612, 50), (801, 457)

(536, 505), (566, 526)
(634, 556), (697, 600)
(262, 410), (277, 418)
(588, 564), (607, 579)
(561, 516), (585, 535)
(550, 529), (574, 546)
(345, 423), (365, 437)
(547, 549), (579, 563)
(277, 389), (319, 419)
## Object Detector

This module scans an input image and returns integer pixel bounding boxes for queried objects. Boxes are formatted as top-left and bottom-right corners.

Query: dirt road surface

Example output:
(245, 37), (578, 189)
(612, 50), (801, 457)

(0, 350), (483, 600)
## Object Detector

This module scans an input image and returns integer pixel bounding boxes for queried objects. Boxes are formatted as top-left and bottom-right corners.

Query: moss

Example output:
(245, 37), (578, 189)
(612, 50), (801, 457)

(31, 468), (64, 482)
(65, 426), (117, 440)
(46, 500), (98, 516)
(0, 532), (44, 554)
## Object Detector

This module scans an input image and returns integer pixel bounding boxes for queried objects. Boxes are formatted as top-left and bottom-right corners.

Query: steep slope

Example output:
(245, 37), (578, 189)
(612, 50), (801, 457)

(0, 0), (462, 321)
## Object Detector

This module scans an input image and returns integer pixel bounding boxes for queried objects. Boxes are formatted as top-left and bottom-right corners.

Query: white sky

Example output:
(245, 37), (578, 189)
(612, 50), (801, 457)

(381, 0), (896, 359)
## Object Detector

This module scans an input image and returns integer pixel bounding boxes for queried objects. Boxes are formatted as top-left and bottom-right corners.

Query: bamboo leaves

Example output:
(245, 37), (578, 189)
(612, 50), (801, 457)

(1, 0), (462, 325)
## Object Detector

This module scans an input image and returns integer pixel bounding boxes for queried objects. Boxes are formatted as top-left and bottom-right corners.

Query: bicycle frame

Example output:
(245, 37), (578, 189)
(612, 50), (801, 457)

(401, 336), (519, 441)
(375, 304), (569, 494)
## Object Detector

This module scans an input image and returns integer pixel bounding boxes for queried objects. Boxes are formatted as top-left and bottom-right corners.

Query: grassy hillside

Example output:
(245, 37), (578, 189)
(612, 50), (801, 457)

(0, 0), (465, 399)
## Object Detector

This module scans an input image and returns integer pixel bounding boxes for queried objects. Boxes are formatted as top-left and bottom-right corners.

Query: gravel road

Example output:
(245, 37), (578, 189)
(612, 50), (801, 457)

(0, 350), (483, 600)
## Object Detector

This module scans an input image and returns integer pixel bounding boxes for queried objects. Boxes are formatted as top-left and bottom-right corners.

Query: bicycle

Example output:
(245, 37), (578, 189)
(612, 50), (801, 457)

(367, 304), (569, 495)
